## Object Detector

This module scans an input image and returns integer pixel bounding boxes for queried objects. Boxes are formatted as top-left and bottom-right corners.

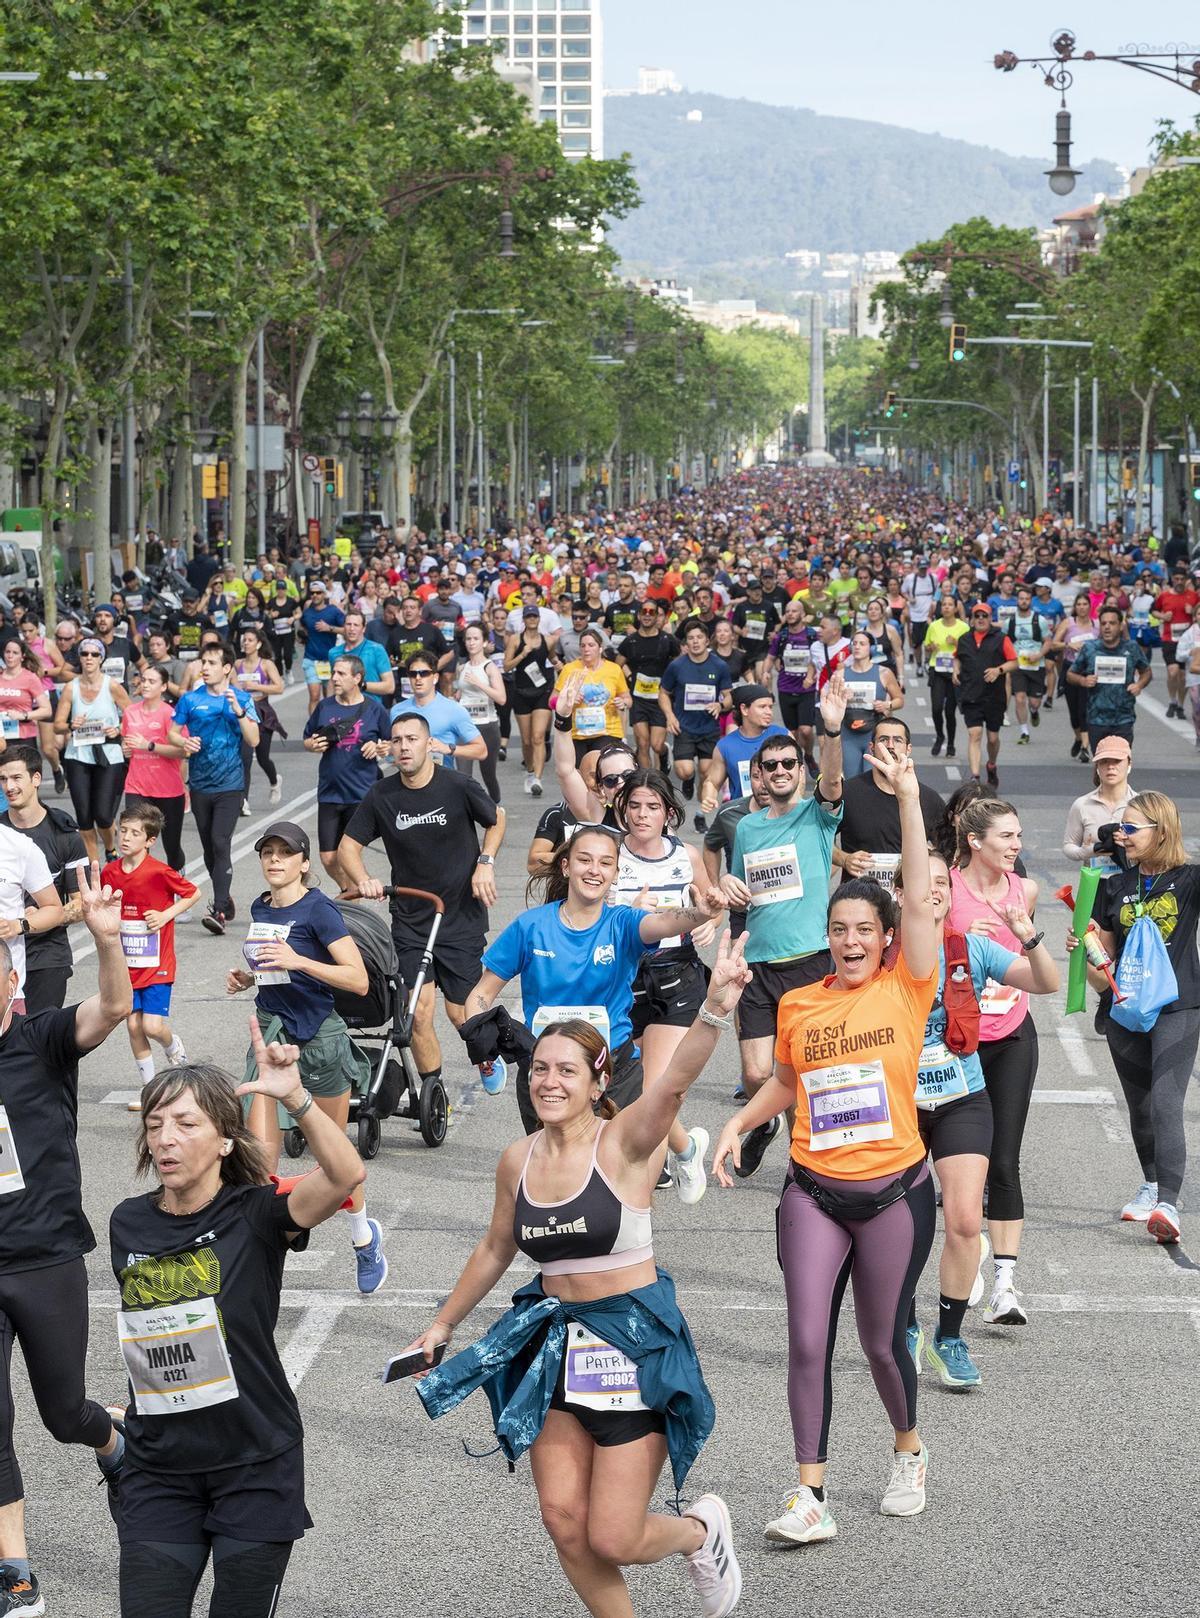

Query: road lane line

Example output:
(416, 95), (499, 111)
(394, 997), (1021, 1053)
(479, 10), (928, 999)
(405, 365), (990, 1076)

(280, 1299), (345, 1388)
(1055, 1024), (1096, 1077)
(1033, 1088), (1115, 1105)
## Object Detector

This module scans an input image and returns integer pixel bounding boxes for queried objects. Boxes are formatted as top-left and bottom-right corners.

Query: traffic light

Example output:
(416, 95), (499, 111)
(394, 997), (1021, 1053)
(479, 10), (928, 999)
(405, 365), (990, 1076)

(883, 389), (897, 417)
(201, 464), (216, 500)
(949, 324), (967, 362)
(216, 460), (229, 498)
(1190, 462), (1200, 501)
(322, 456), (337, 496)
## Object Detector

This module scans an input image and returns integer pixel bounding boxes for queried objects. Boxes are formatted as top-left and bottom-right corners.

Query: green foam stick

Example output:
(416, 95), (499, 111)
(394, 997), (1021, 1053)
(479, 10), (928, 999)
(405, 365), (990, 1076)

(1065, 864), (1102, 1015)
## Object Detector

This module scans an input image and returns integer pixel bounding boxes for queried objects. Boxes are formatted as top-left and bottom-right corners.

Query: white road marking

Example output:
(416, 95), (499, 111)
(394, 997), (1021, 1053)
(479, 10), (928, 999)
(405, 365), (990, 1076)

(1138, 691), (1192, 737)
(915, 695), (926, 707)
(279, 1298), (346, 1388)
(101, 1091), (143, 1105)
(1055, 1024), (1096, 1077)
(944, 765), (961, 781)
(1033, 1088), (1116, 1105)
(283, 1250), (332, 1272)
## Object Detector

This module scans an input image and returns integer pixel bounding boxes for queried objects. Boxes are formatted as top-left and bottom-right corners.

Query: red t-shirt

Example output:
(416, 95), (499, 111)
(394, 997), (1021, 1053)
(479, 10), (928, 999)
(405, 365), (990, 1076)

(1156, 589), (1198, 642)
(101, 854), (198, 988)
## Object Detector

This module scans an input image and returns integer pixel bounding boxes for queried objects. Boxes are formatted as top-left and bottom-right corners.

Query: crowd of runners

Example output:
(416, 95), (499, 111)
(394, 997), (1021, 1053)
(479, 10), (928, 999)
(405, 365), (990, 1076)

(0, 462), (1197, 1617)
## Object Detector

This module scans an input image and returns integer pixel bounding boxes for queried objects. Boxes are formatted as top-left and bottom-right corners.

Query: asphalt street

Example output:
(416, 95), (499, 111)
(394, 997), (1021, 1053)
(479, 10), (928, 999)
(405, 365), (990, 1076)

(17, 671), (1200, 1618)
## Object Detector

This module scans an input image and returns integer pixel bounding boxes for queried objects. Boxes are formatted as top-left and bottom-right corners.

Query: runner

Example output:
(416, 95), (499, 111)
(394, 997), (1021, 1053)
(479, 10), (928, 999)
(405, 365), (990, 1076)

(617, 600), (679, 770)
(1066, 606), (1152, 754)
(266, 580), (299, 681)
(901, 557), (937, 672)
(0, 745), (85, 1014)
(731, 576), (778, 679)
(838, 632), (904, 779)
(712, 744), (937, 1540)
(328, 608), (395, 703)
(226, 822), (386, 1291)
(455, 623), (508, 803)
(947, 796), (1042, 1327)
(924, 596), (968, 759)
(1151, 564), (1197, 718)
(659, 620), (732, 809)
(16, 619), (65, 791)
(298, 580), (345, 713)
(232, 624), (286, 810)
(120, 664), (189, 872)
(302, 655), (390, 892)
(0, 637), (52, 756)
(763, 598), (817, 771)
(834, 719), (943, 892)
(1062, 736), (1135, 868)
(701, 760), (771, 942)
(952, 604), (1016, 788)
(53, 638), (131, 862)
(504, 604), (556, 794)
(1051, 593), (1098, 761)
(0, 864), (130, 1618)
(554, 629), (632, 765)
(411, 939), (752, 1618)
(389, 655), (487, 766)
(110, 1021), (367, 1617)
(700, 685), (788, 820)
(101, 804), (198, 1107)
(1003, 584), (1047, 746)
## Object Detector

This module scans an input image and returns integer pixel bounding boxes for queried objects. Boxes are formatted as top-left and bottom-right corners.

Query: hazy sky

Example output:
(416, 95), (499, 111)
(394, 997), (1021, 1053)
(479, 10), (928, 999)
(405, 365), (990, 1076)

(601, 0), (1200, 169)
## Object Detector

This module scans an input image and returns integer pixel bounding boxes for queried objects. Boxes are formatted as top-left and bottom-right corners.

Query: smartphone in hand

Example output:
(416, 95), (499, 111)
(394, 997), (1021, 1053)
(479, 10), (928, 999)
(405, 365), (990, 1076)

(381, 1341), (447, 1383)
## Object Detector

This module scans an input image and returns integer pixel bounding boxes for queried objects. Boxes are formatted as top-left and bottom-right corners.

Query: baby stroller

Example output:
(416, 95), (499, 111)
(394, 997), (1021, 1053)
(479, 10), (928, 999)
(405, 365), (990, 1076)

(282, 886), (449, 1160)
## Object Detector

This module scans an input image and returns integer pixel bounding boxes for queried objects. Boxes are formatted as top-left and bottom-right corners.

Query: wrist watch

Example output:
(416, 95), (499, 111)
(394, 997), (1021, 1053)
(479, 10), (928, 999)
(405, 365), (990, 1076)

(1021, 930), (1045, 953)
(148, 740), (156, 753)
(476, 854), (495, 866)
(19, 918), (30, 936)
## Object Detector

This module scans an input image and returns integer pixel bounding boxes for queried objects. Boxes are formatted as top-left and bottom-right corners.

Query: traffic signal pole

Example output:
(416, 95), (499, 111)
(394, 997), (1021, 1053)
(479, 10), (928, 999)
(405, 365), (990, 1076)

(967, 335), (1092, 511)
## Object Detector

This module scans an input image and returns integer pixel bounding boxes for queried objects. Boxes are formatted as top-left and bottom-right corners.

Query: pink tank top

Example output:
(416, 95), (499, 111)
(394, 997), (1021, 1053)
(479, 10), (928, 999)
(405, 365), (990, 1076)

(948, 867), (1029, 1040)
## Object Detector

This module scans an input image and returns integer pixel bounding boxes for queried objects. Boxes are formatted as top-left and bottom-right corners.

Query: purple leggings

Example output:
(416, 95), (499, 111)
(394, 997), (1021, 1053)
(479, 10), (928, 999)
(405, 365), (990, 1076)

(777, 1162), (935, 1464)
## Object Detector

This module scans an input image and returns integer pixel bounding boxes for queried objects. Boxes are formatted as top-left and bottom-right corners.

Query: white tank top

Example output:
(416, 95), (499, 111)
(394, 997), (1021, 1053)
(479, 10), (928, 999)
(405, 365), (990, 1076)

(457, 661), (497, 726)
(612, 835), (694, 955)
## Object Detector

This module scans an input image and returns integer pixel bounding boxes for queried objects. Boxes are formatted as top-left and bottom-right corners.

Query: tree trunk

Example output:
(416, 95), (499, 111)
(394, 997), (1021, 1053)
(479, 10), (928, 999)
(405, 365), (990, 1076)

(228, 335), (255, 570)
(88, 417), (115, 606)
(1134, 380), (1158, 535)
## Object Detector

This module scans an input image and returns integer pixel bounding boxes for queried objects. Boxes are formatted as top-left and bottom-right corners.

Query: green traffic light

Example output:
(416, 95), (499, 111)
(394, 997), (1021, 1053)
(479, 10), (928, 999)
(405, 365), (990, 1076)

(951, 346), (965, 362)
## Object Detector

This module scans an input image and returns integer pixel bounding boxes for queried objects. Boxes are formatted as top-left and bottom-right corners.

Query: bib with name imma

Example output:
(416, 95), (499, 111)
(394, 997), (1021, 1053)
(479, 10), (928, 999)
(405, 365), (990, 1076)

(118, 1296), (238, 1415)
(802, 1059), (892, 1150)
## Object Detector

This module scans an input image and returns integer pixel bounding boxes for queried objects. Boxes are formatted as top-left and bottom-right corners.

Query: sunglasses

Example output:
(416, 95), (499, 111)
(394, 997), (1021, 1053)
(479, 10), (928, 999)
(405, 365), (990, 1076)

(409, 669), (435, 678)
(1118, 821), (1156, 835)
(599, 770), (635, 789)
(761, 758), (800, 773)
(80, 650), (103, 657)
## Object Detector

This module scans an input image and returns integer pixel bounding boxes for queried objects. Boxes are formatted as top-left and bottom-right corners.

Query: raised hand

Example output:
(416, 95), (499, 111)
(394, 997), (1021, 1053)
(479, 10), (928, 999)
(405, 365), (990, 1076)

(78, 861), (123, 942)
(819, 669), (848, 733)
(235, 1016), (304, 1103)
(863, 744), (918, 799)
(704, 930), (752, 1016)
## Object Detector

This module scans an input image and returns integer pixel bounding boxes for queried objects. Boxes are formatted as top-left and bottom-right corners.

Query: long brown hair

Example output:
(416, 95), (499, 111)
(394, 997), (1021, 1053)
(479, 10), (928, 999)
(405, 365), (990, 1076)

(135, 1064), (270, 1187)
(526, 824), (623, 905)
(531, 1019), (618, 1125)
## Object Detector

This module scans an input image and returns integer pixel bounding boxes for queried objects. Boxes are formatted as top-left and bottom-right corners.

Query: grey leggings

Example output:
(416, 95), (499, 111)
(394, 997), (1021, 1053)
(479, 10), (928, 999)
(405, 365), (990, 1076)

(456, 721), (501, 803)
(777, 1163), (935, 1464)
(1105, 1006), (1200, 1205)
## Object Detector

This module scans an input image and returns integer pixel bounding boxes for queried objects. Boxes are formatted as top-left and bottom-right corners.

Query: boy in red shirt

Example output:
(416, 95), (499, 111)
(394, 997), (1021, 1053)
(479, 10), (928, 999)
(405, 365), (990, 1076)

(101, 802), (200, 1108)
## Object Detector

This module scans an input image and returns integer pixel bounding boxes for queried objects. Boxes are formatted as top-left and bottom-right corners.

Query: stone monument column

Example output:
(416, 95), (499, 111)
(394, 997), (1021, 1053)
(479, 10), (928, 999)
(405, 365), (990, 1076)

(801, 294), (837, 469)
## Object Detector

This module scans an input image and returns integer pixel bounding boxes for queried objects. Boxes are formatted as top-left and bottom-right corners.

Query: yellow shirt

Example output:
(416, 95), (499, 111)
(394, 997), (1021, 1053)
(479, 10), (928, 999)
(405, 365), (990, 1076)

(554, 658), (629, 741)
(924, 618), (969, 674)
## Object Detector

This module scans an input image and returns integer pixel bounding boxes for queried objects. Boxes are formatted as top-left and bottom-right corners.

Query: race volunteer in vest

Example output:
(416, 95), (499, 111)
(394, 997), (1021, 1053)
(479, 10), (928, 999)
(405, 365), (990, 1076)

(465, 825), (724, 1135)
(1066, 605), (1152, 754)
(302, 654), (391, 894)
(1003, 584), (1047, 746)
(923, 595), (968, 759)
(952, 604), (1017, 788)
(716, 677), (846, 1180)
(0, 864), (130, 1618)
(110, 1023), (367, 1618)
(168, 644), (261, 937)
(834, 719), (944, 893)
(0, 744), (87, 1013)
(699, 686), (788, 816)
(658, 619), (732, 808)
(763, 598), (817, 773)
(947, 796), (1042, 1327)
(712, 744), (938, 1542)
(411, 938), (753, 1618)
(897, 850), (1058, 1391)
(617, 600), (679, 770)
(339, 712), (505, 1099)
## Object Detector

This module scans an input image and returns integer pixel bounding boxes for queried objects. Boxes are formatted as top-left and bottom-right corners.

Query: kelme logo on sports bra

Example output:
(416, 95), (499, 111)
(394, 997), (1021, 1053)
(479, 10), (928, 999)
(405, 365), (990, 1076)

(521, 1214), (588, 1243)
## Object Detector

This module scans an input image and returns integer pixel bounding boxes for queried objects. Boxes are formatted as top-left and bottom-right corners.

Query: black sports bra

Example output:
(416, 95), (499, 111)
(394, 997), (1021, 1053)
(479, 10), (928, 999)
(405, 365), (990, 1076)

(512, 1122), (653, 1277)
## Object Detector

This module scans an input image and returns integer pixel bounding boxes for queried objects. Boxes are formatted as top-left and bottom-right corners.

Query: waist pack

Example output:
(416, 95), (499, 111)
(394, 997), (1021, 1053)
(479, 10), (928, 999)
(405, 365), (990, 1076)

(942, 928), (981, 1055)
(786, 1160), (924, 1225)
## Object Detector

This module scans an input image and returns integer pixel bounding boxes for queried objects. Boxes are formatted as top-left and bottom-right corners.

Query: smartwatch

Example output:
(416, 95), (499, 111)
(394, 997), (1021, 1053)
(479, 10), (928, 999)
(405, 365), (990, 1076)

(477, 854), (495, 866)
(19, 918), (30, 937)
(148, 740), (156, 753)
(1021, 930), (1045, 953)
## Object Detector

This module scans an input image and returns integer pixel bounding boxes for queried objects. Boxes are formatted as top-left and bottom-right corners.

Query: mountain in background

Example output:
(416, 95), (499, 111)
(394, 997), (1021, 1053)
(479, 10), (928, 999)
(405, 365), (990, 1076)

(604, 91), (1122, 307)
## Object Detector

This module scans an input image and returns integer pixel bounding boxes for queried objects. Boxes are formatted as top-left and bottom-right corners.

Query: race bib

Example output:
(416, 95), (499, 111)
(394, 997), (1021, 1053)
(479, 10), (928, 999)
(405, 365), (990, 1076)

(933, 652), (954, 674)
(1095, 656), (1127, 686)
(461, 688), (491, 720)
(75, 720), (107, 745)
(683, 683), (714, 712)
(914, 1039), (969, 1110)
(529, 1004), (611, 1045)
(783, 645), (810, 673)
(562, 1323), (647, 1412)
(845, 681), (877, 709)
(314, 660), (332, 681)
(802, 1058), (893, 1150)
(525, 664), (546, 689)
(438, 621), (456, 643)
(744, 843), (804, 906)
(102, 656), (126, 682)
(979, 977), (1021, 1018)
(0, 715), (18, 739)
(118, 1296), (238, 1416)
(860, 852), (901, 891)
(179, 649), (199, 663)
(243, 921), (292, 987)
(743, 615), (766, 639)
(736, 759), (753, 797)
(0, 1105), (26, 1197)
(1016, 647), (1040, 668)
(212, 610), (228, 629)
(633, 673), (661, 699)
(120, 920), (161, 969)
(574, 703), (606, 737)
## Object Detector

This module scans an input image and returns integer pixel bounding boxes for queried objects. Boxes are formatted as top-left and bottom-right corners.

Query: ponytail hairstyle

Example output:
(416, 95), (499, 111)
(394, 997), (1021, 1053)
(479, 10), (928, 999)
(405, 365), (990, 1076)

(955, 796), (1019, 868)
(526, 823), (623, 905)
(614, 767), (683, 832)
(531, 1019), (618, 1125)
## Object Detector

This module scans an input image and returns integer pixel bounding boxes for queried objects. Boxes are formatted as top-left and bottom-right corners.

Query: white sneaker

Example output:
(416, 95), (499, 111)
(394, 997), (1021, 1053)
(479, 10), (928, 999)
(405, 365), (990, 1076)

(523, 772), (534, 794)
(240, 798), (251, 817)
(880, 1444), (928, 1517)
(269, 776), (282, 806)
(166, 1042), (188, 1067)
(1120, 1181), (1158, 1222)
(968, 1231), (991, 1307)
(127, 1088), (146, 1113)
(983, 1286), (1028, 1326)
(530, 775), (543, 797)
(763, 1485), (837, 1544)
(684, 1494), (741, 1618)
(670, 1127), (709, 1206)
(1147, 1201), (1181, 1244)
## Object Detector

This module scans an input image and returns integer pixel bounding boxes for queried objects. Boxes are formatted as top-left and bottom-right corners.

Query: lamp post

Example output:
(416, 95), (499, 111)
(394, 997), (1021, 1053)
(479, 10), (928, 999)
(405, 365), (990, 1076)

(442, 308), (520, 535)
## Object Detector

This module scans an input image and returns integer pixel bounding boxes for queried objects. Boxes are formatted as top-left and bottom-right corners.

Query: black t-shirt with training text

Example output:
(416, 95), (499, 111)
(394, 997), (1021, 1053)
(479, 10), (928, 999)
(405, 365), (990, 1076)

(344, 768), (498, 941)
(837, 774), (946, 876)
(0, 1006), (93, 1271)
(1095, 863), (1200, 1011)
(0, 806), (87, 973)
(109, 1181), (309, 1474)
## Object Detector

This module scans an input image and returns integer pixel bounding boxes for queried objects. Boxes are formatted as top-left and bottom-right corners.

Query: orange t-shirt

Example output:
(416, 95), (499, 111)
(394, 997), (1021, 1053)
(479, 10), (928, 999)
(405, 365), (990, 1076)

(774, 954), (937, 1181)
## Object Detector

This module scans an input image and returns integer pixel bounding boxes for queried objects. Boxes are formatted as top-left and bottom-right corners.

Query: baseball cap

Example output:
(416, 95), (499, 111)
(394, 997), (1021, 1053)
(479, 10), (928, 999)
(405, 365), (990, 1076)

(522, 604), (540, 619)
(254, 820), (311, 858)
(1092, 735), (1131, 764)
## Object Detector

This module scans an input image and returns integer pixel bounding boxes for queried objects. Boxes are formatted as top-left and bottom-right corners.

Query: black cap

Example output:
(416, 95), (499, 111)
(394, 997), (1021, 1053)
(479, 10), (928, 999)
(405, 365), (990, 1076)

(253, 821), (310, 858)
(522, 604), (540, 618)
(733, 682), (771, 708)
(181, 588), (199, 602)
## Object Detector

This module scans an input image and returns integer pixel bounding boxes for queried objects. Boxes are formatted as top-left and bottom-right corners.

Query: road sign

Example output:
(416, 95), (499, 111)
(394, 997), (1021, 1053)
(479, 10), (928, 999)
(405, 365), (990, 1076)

(302, 453), (320, 474)
(309, 469), (322, 484)
(1008, 459), (1020, 483)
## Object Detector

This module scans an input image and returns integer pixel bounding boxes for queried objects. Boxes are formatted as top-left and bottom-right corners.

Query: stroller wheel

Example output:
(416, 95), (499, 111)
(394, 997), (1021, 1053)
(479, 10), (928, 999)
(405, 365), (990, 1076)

(357, 1112), (382, 1161)
(283, 1126), (305, 1160)
(418, 1074), (449, 1148)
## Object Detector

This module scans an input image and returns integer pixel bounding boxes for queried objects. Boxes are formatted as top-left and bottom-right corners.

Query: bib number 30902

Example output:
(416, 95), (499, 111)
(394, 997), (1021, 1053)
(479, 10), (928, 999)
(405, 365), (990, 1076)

(118, 1296), (239, 1415)
(563, 1323), (647, 1412)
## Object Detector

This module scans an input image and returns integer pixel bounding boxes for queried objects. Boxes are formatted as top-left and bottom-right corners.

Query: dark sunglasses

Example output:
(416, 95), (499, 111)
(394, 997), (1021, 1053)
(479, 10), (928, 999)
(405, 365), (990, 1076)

(1118, 821), (1157, 835)
(761, 757), (800, 773)
(408, 668), (435, 678)
(600, 770), (635, 789)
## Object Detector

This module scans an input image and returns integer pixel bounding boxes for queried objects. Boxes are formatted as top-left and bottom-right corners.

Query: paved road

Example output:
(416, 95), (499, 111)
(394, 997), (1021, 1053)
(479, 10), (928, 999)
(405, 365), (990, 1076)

(20, 672), (1200, 1618)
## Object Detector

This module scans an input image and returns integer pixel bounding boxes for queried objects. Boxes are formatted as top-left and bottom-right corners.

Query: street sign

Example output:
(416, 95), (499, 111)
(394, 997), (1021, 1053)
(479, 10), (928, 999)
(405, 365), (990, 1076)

(1007, 459), (1020, 483)
(302, 453), (320, 474)
(309, 469), (322, 484)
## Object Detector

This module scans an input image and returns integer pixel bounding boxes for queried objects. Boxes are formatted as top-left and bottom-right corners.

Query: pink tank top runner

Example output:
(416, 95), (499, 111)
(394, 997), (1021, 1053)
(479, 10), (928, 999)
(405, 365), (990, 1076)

(948, 866), (1030, 1040)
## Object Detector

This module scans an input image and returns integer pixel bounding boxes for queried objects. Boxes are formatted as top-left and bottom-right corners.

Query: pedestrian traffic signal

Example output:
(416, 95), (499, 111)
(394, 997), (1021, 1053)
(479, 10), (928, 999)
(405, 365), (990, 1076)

(1190, 462), (1200, 501)
(883, 390), (897, 417)
(217, 461), (229, 498)
(949, 324), (967, 362)
(322, 456), (337, 496)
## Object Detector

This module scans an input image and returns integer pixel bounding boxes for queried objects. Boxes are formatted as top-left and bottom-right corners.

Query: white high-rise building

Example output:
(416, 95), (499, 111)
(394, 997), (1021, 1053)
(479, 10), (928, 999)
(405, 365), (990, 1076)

(446, 0), (603, 162)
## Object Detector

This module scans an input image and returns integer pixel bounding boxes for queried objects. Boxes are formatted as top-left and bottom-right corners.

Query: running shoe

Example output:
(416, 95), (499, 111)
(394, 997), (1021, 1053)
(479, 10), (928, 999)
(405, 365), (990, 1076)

(733, 1116), (781, 1179)
(355, 1218), (388, 1294)
(931, 739), (942, 757)
(732, 1083), (747, 1102)
(656, 1162), (673, 1191)
(530, 776), (543, 797)
(52, 767), (66, 795)
(1078, 747), (1091, 764)
(1119, 1181), (1158, 1222)
(906, 1322), (923, 1375)
(1070, 738), (1081, 758)
(478, 1057), (508, 1095)
(241, 798), (251, 817)
(983, 1286), (1028, 1326)
(986, 764), (999, 786)
(925, 1334), (982, 1389)
(1017, 731), (1030, 745)
(684, 1494), (741, 1618)
(201, 908), (227, 936)
(763, 1486), (837, 1545)
(968, 1232), (991, 1307)
(945, 745), (956, 758)
(96, 1407), (126, 1526)
(1043, 698), (1053, 711)
(497, 743), (507, 762)
(670, 1127), (710, 1206)
(523, 772), (534, 794)
(0, 1569), (44, 1615)
(1147, 1202), (1181, 1244)
(880, 1444), (928, 1517)
(1030, 710), (1039, 728)
(693, 812), (707, 834)
(681, 774), (695, 800)
(269, 776), (282, 806)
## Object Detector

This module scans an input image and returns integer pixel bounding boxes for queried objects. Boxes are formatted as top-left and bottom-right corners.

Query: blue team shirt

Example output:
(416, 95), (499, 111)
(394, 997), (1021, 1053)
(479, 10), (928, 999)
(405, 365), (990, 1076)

(716, 724), (789, 799)
(328, 638), (392, 687)
(300, 604), (345, 661)
(173, 685), (249, 794)
(916, 934), (1018, 1105)
(389, 693), (481, 760)
(661, 652), (732, 737)
(482, 903), (653, 1052)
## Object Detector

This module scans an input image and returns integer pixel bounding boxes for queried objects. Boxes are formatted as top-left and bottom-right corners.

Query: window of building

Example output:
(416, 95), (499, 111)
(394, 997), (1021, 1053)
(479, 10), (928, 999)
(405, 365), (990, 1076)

(539, 108), (558, 121)
(513, 13), (531, 29)
(537, 0), (556, 9)
(467, 15), (486, 33)
(560, 63), (590, 80)
(513, 36), (532, 53)
(561, 133), (591, 151)
(512, 0), (532, 8)
(540, 84), (556, 102)
(490, 0), (508, 8)
(537, 14), (555, 30)
(561, 15), (589, 30)
(537, 62), (555, 79)
(561, 0), (590, 8)
(562, 39), (589, 56)
(562, 86), (590, 102)
(561, 109), (590, 126)
(538, 38), (555, 55)
(466, 0), (486, 10)
(490, 14), (509, 30)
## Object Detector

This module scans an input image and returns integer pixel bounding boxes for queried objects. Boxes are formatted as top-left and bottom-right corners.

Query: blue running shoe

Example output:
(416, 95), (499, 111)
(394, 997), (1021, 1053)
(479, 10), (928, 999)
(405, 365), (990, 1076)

(355, 1218), (388, 1295)
(906, 1322), (924, 1376)
(479, 1057), (508, 1096)
(732, 1083), (747, 1102)
(925, 1333), (982, 1389)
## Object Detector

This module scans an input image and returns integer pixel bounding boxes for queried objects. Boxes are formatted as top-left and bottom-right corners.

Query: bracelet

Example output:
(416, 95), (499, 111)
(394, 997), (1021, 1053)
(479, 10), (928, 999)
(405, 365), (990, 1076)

(286, 1090), (315, 1122)
(698, 1004), (733, 1033)
(553, 713), (573, 731)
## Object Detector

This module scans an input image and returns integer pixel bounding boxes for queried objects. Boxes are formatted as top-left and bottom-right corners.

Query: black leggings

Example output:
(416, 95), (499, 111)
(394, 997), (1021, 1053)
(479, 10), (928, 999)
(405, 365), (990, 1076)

(127, 792), (187, 871)
(241, 734), (278, 794)
(1064, 677), (1088, 734)
(1104, 1006), (1200, 1205)
(978, 1016), (1039, 1222)
(458, 721), (501, 803)
(928, 672), (957, 746)
(64, 757), (127, 832)
(190, 788), (241, 912)
(0, 1257), (113, 1505)
(120, 1537), (292, 1618)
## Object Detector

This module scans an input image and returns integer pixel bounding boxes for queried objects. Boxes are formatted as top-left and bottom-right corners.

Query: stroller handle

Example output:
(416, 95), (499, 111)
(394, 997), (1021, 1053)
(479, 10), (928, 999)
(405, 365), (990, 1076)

(339, 885), (445, 915)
